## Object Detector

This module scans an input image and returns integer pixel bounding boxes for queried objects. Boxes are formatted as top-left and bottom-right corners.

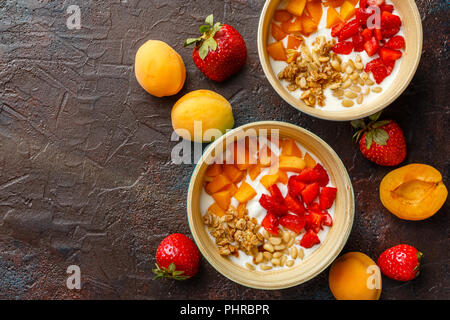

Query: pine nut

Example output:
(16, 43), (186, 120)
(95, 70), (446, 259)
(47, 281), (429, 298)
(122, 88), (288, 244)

(329, 83), (341, 90)
(263, 230), (270, 240)
(347, 59), (355, 70)
(361, 72), (369, 80)
(271, 258), (280, 266)
(357, 77), (365, 86)
(331, 60), (341, 71)
(332, 89), (344, 97)
(350, 72), (359, 80)
(363, 87), (370, 95)
(263, 243), (274, 253)
(281, 255), (287, 267)
(298, 248), (305, 259)
(355, 54), (362, 63)
(291, 247), (298, 259)
(260, 265), (273, 271)
(357, 94), (364, 104)
(274, 245), (286, 251)
(263, 252), (272, 261)
(350, 86), (361, 93)
(355, 62), (364, 70)
(345, 65), (353, 74)
(342, 73), (349, 82)
(372, 87), (382, 93)
(341, 62), (348, 71)
(344, 91), (358, 99)
(255, 252), (263, 264)
(342, 99), (354, 108)
(269, 237), (282, 245)
(286, 260), (295, 267)
(283, 232), (291, 243)
(287, 237), (295, 248)
(273, 252), (282, 259)
(365, 79), (375, 86)
(245, 262), (255, 270)
(341, 79), (352, 89)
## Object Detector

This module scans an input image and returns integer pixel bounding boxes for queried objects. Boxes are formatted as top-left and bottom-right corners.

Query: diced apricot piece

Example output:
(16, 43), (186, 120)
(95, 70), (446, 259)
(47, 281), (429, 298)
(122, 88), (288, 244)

(271, 23), (287, 41)
(223, 183), (238, 196)
(306, 1), (323, 23)
(205, 174), (231, 194)
(278, 156), (306, 172)
(349, 0), (359, 6)
(248, 164), (262, 181)
(323, 0), (345, 7)
(304, 152), (317, 168)
(380, 164), (448, 221)
(327, 6), (344, 28)
(287, 17), (303, 34)
(212, 190), (232, 210)
(287, 35), (303, 50)
(234, 182), (257, 203)
(281, 138), (303, 157)
(280, 20), (292, 34)
(274, 9), (293, 22)
(237, 202), (247, 218)
(267, 41), (287, 61)
(340, 1), (356, 21)
(223, 164), (245, 183)
(300, 14), (318, 35)
(286, 0), (307, 17)
(277, 170), (289, 185)
(208, 202), (227, 217)
(260, 173), (279, 190)
(329, 252), (382, 300)
(206, 163), (222, 177)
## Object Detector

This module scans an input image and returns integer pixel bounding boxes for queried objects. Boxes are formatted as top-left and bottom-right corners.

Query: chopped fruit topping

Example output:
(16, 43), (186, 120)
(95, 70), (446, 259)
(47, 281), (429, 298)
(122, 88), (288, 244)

(305, 1), (323, 23)
(248, 164), (262, 181)
(319, 187), (338, 210)
(355, 7), (372, 26)
(259, 194), (288, 216)
(274, 9), (293, 22)
(223, 183), (238, 196)
(277, 170), (289, 184)
(372, 65), (389, 84)
(364, 36), (380, 57)
(281, 138), (303, 157)
(278, 156), (306, 172)
(268, 184), (285, 204)
(261, 212), (280, 235)
(206, 163), (222, 177)
(367, 0), (385, 6)
(287, 17), (303, 33)
(381, 26), (400, 38)
(234, 182), (257, 203)
(267, 41), (287, 61)
(286, 0), (307, 17)
(300, 14), (318, 35)
(206, 174), (232, 194)
(301, 182), (320, 205)
(364, 57), (384, 73)
(381, 11), (402, 29)
(321, 212), (333, 227)
(260, 173), (279, 190)
(338, 19), (360, 41)
(385, 35), (405, 49)
(340, 1), (356, 21)
(279, 214), (306, 233)
(208, 202), (227, 217)
(304, 153), (317, 168)
(223, 164), (245, 183)
(300, 230), (321, 248)
(331, 22), (345, 37)
(374, 28), (383, 41)
(352, 33), (365, 52)
(271, 23), (287, 41)
(212, 190), (232, 210)
(305, 211), (323, 233)
(296, 167), (320, 184)
(314, 163), (330, 187)
(380, 4), (394, 13)
(287, 35), (303, 50)
(361, 27), (373, 41)
(284, 194), (306, 216)
(332, 41), (354, 54)
(288, 175), (307, 198)
(326, 6), (344, 28)
(379, 47), (402, 65)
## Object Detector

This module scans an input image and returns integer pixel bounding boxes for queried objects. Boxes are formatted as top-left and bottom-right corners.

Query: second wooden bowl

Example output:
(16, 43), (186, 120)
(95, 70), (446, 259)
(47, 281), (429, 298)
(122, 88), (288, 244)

(187, 121), (355, 289)
(257, 0), (423, 121)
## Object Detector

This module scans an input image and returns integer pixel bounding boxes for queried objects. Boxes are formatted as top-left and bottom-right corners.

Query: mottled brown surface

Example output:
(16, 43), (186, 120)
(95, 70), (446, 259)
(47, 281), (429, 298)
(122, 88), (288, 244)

(0, 0), (448, 300)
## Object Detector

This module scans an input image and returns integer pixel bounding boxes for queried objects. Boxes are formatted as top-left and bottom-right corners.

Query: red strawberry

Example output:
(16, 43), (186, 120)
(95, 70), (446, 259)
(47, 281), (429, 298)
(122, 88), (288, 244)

(185, 14), (247, 82)
(313, 163), (330, 187)
(338, 19), (360, 41)
(288, 176), (307, 198)
(377, 244), (423, 281)
(300, 230), (320, 248)
(279, 214), (306, 233)
(319, 187), (337, 210)
(384, 59), (395, 75)
(374, 28), (383, 41)
(332, 41), (354, 55)
(261, 212), (280, 235)
(331, 22), (345, 37)
(355, 8), (372, 25)
(365, 57), (384, 73)
(296, 168), (320, 184)
(364, 36), (380, 56)
(359, 0), (368, 9)
(301, 182), (320, 205)
(305, 211), (323, 233)
(379, 47), (402, 65)
(352, 33), (365, 52)
(381, 11), (402, 29)
(367, 0), (385, 6)
(372, 64), (389, 84)
(321, 212), (333, 227)
(268, 184), (284, 204)
(284, 194), (306, 216)
(259, 194), (288, 216)
(385, 35), (405, 49)
(153, 233), (200, 280)
(380, 4), (394, 13)
(361, 28), (373, 41)
(352, 112), (407, 166)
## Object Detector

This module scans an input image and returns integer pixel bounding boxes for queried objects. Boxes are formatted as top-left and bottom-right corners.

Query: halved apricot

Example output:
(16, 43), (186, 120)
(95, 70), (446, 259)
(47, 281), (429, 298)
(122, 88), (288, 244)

(380, 164), (448, 221)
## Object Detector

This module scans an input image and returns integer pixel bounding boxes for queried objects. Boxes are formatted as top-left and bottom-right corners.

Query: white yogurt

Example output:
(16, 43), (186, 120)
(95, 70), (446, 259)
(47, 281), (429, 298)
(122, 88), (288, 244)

(200, 137), (336, 271)
(268, 0), (404, 111)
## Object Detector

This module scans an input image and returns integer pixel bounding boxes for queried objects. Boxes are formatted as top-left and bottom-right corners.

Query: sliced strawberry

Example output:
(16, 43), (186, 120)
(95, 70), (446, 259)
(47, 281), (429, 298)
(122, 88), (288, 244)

(331, 23), (345, 38)
(301, 182), (320, 205)
(381, 26), (400, 38)
(352, 33), (365, 52)
(359, 0), (368, 9)
(300, 230), (320, 248)
(372, 64), (389, 84)
(355, 8), (372, 26)
(313, 164), (329, 187)
(287, 176), (307, 198)
(305, 213), (322, 233)
(365, 57), (384, 73)
(321, 212), (333, 227)
(367, 0), (385, 6)
(284, 194), (306, 216)
(332, 41), (354, 55)
(261, 212), (280, 235)
(364, 36), (380, 56)
(379, 47), (402, 64)
(385, 35), (405, 49)
(380, 4), (394, 13)
(338, 19), (360, 41)
(384, 59), (395, 75)
(319, 187), (337, 210)
(268, 184), (284, 204)
(259, 194), (288, 216)
(279, 214), (306, 234)
(361, 28), (373, 41)
(374, 28), (383, 41)
(381, 11), (402, 29)
(296, 168), (320, 184)
(307, 202), (321, 213)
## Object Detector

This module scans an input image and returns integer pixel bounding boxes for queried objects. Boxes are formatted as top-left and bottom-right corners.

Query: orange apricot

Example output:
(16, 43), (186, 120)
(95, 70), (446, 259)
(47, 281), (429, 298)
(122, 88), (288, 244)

(326, 6), (344, 28)
(340, 1), (356, 21)
(304, 152), (317, 168)
(379, 164), (448, 221)
(329, 252), (382, 300)
(267, 41), (287, 61)
(205, 174), (231, 194)
(206, 163), (222, 177)
(300, 14), (318, 35)
(278, 156), (306, 172)
(223, 164), (245, 183)
(306, 0), (323, 23)
(135, 40), (185, 97)
(234, 182), (257, 203)
(212, 190), (232, 210)
(287, 35), (303, 50)
(286, 0), (307, 17)
(208, 202), (226, 217)
(274, 10), (293, 23)
(271, 23), (287, 41)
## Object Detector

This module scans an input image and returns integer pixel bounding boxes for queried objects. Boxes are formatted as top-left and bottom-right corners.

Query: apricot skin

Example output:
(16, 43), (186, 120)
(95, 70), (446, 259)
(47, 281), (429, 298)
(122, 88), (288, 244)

(135, 40), (186, 97)
(171, 90), (234, 143)
(329, 252), (382, 300)
(380, 164), (448, 221)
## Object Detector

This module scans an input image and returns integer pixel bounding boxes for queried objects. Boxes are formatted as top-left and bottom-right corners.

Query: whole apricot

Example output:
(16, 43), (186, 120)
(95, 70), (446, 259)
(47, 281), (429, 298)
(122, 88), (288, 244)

(135, 40), (186, 97)
(171, 90), (234, 143)
(380, 164), (448, 221)
(329, 252), (382, 300)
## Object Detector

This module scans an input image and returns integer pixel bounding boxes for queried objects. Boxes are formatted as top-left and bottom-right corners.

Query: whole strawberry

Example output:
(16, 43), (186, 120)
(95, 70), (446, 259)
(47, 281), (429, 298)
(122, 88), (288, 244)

(377, 244), (423, 281)
(185, 14), (247, 82)
(352, 112), (406, 166)
(153, 233), (200, 280)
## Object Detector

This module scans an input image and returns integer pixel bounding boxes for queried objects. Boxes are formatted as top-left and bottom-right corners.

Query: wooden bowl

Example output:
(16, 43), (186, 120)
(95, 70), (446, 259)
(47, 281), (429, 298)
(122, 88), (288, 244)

(257, 0), (423, 121)
(187, 121), (355, 289)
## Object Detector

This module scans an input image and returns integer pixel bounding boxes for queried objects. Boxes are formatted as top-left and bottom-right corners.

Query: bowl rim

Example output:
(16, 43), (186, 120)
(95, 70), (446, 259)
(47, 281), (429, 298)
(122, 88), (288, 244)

(186, 121), (355, 290)
(257, 0), (423, 121)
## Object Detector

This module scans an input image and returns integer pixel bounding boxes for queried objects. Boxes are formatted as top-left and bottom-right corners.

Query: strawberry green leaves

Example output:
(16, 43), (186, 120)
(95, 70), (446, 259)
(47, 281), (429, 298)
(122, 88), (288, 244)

(153, 262), (190, 281)
(184, 14), (223, 60)
(351, 111), (390, 149)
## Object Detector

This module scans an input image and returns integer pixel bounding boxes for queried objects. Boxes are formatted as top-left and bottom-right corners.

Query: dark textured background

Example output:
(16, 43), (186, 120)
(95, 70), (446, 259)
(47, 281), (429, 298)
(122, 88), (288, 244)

(0, 0), (448, 300)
